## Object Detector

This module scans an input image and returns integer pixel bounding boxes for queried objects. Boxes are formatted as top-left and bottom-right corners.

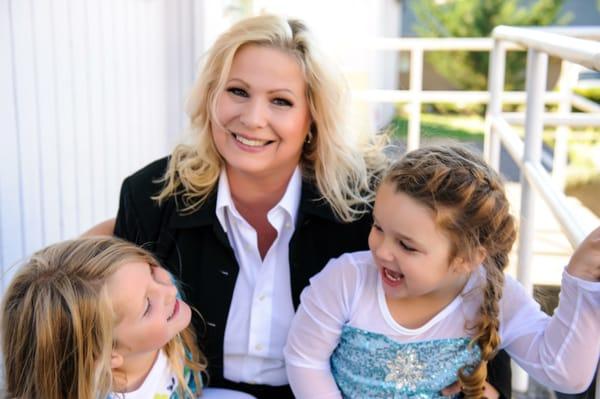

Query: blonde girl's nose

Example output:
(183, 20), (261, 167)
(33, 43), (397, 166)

(162, 282), (178, 306)
(152, 266), (173, 286)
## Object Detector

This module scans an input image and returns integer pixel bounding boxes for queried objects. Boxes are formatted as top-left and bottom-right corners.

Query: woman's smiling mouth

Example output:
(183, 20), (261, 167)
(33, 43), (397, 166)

(231, 131), (274, 147)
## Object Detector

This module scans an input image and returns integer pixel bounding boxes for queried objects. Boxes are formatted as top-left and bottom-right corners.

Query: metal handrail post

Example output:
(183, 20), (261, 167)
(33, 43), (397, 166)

(552, 61), (578, 190)
(407, 48), (423, 151)
(513, 48), (549, 392)
(484, 39), (506, 171)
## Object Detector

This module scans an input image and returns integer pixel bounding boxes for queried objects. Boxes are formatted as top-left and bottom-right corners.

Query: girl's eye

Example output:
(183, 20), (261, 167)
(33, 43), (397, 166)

(143, 297), (151, 316)
(272, 97), (292, 107)
(372, 223), (383, 232)
(399, 240), (417, 252)
(227, 87), (248, 97)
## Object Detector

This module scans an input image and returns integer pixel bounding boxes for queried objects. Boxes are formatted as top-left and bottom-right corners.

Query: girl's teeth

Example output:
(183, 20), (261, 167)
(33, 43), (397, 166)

(384, 268), (403, 282)
(234, 134), (268, 147)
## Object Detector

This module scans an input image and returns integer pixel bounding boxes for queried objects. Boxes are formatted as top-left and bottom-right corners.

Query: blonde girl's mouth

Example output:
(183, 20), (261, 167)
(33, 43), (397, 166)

(167, 300), (180, 321)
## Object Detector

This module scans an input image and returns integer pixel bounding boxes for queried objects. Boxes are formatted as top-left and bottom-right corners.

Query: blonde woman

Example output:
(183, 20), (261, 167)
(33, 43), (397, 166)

(85, 15), (511, 398)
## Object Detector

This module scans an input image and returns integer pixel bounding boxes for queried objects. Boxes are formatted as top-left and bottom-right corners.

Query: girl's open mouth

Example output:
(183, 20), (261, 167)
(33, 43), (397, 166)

(167, 300), (180, 321)
(382, 267), (405, 285)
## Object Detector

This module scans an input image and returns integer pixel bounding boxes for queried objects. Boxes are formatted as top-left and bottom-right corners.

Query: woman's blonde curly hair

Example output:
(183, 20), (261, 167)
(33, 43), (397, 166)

(156, 14), (388, 221)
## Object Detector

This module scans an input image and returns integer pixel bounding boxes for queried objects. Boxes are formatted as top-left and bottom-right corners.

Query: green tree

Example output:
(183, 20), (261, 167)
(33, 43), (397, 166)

(411, 0), (570, 91)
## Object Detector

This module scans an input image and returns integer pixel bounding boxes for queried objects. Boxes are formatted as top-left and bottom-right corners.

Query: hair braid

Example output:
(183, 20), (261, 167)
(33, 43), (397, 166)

(385, 145), (516, 398)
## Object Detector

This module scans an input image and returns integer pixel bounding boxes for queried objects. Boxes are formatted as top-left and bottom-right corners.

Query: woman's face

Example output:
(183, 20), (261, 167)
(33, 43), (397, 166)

(212, 44), (311, 182)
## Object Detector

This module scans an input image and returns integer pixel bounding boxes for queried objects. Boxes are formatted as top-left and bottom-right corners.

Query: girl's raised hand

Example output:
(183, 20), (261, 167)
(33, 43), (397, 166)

(567, 225), (600, 282)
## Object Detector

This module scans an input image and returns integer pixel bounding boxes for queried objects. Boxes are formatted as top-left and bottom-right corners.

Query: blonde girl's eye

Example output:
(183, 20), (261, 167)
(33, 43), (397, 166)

(372, 222), (383, 233)
(143, 297), (151, 317)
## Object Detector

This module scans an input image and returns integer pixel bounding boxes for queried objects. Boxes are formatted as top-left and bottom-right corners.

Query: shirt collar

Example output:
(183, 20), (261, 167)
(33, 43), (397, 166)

(215, 167), (302, 233)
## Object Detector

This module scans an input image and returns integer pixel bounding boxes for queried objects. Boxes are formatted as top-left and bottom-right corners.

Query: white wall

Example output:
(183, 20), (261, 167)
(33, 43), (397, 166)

(0, 0), (209, 287)
(0, 0), (401, 287)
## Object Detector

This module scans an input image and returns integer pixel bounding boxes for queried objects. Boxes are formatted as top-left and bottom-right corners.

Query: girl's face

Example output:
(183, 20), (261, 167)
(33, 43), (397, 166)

(212, 44), (311, 183)
(108, 262), (191, 360)
(368, 182), (472, 303)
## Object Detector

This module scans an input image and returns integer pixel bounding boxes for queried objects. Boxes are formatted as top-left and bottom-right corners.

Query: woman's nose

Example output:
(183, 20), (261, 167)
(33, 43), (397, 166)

(240, 99), (267, 129)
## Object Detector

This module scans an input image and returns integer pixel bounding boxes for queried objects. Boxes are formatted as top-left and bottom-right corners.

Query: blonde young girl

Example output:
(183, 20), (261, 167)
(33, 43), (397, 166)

(1, 237), (206, 399)
(285, 145), (600, 398)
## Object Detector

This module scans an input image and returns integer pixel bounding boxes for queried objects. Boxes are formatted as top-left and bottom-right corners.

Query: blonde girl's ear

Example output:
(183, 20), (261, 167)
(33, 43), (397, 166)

(110, 351), (124, 370)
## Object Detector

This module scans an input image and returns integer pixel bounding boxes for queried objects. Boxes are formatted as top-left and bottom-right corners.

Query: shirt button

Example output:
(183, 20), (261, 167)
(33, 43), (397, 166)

(258, 294), (267, 301)
(255, 343), (264, 351)
(285, 222), (291, 229)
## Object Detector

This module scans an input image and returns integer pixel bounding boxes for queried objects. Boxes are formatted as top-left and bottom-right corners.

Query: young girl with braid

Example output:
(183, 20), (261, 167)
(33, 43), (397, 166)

(284, 145), (600, 398)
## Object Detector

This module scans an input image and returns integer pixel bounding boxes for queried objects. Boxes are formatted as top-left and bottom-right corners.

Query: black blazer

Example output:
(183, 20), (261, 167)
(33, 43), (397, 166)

(114, 157), (511, 397)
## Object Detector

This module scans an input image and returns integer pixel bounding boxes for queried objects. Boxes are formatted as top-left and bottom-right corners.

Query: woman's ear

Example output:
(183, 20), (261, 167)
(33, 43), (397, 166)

(111, 351), (124, 370)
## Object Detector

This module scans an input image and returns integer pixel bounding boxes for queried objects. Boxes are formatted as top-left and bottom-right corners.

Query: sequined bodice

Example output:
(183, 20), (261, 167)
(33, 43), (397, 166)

(330, 325), (481, 398)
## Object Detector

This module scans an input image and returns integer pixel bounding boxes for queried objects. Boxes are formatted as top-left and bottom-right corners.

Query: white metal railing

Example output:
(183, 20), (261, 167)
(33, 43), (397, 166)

(355, 26), (600, 397)
(354, 30), (600, 190)
(486, 25), (600, 397)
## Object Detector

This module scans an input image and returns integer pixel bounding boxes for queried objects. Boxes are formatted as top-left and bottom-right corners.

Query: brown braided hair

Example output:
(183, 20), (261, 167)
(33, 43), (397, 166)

(384, 145), (516, 398)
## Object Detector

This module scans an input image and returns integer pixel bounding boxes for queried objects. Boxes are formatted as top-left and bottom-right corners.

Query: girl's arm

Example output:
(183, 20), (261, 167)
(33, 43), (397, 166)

(80, 218), (116, 236)
(500, 229), (600, 393)
(284, 254), (363, 399)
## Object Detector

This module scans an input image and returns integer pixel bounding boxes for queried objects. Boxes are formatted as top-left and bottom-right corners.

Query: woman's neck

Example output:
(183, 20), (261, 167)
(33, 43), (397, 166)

(114, 350), (159, 393)
(226, 166), (297, 216)
(225, 166), (297, 259)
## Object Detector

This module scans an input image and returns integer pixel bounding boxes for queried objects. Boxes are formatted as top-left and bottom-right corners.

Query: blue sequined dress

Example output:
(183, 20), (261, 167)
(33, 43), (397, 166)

(331, 325), (480, 398)
(284, 250), (600, 398)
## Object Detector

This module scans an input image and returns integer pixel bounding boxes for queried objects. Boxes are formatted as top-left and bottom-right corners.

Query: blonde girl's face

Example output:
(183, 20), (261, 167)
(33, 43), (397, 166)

(368, 182), (472, 303)
(108, 262), (191, 358)
(212, 44), (312, 183)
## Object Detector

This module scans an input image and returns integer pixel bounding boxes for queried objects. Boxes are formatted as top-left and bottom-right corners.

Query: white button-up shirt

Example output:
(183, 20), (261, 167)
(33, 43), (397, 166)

(216, 167), (302, 385)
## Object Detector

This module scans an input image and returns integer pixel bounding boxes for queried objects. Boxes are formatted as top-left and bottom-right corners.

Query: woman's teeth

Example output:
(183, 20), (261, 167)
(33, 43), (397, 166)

(233, 133), (270, 147)
(384, 268), (404, 282)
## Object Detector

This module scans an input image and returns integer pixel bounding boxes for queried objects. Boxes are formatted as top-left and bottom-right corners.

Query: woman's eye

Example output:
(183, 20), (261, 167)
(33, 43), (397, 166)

(272, 97), (292, 107)
(227, 87), (248, 97)
(143, 297), (151, 316)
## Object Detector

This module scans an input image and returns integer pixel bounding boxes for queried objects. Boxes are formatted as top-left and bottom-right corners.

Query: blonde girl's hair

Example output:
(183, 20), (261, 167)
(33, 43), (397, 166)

(1, 237), (206, 399)
(384, 145), (517, 399)
(156, 14), (389, 221)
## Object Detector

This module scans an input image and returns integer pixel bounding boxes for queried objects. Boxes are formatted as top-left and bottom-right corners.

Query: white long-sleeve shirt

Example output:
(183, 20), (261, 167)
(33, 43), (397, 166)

(284, 251), (600, 398)
(216, 168), (301, 385)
